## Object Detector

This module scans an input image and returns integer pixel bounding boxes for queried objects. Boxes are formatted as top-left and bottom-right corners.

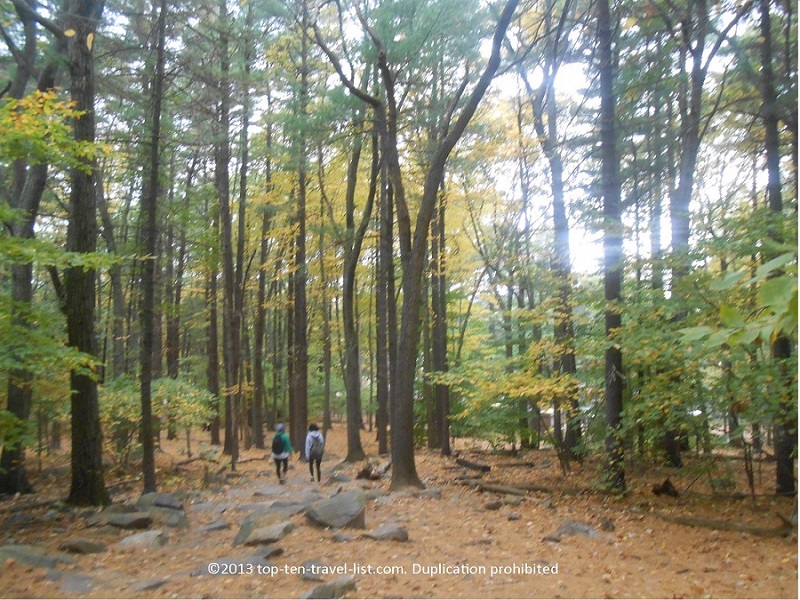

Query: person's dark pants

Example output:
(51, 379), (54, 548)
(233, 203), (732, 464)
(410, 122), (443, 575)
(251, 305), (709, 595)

(309, 457), (321, 482)
(274, 458), (288, 480)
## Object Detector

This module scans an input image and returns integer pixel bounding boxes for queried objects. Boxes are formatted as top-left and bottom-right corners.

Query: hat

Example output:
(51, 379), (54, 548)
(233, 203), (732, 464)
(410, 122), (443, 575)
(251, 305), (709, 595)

(276, 423), (285, 432)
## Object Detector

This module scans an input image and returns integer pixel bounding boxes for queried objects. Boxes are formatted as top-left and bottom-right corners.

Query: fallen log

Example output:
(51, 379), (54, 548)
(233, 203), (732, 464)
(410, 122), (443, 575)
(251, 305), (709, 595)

(456, 458), (491, 472)
(652, 511), (793, 538)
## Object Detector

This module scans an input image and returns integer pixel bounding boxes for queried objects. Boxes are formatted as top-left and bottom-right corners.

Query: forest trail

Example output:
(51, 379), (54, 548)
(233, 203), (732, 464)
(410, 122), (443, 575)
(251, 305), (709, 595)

(0, 425), (796, 599)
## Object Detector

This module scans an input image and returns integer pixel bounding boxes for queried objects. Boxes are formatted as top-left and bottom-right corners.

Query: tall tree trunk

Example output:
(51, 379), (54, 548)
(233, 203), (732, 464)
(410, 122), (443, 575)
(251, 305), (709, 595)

(759, 0), (795, 497)
(431, 185), (450, 455)
(237, 0), (256, 449)
(341, 123), (367, 461)
(597, 0), (625, 492)
(375, 157), (391, 455)
(216, 0), (238, 467)
(138, 0), (167, 494)
(64, 0), (110, 506)
(253, 138), (273, 448)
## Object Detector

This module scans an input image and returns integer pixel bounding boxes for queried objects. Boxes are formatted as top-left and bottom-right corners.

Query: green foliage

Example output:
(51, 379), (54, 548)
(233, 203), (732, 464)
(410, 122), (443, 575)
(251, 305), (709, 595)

(0, 90), (101, 170)
(681, 249), (797, 349)
(0, 409), (29, 451)
(99, 376), (216, 465)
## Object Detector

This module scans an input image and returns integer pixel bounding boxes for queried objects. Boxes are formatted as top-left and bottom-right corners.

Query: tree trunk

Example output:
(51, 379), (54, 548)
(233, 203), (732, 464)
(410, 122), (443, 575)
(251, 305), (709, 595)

(375, 157), (391, 455)
(431, 186), (450, 456)
(65, 0), (110, 507)
(759, 0), (795, 497)
(597, 0), (625, 492)
(341, 113), (371, 462)
(215, 0), (239, 468)
(138, 0), (167, 493)
(290, 0), (310, 451)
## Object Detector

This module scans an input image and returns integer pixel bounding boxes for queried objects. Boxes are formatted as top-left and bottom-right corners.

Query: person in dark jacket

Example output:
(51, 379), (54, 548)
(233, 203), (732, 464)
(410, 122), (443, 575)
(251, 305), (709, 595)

(271, 423), (292, 484)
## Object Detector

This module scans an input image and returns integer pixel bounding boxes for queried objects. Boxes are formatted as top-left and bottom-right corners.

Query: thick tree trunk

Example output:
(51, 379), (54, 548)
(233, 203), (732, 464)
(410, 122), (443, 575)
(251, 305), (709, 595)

(65, 0), (110, 507)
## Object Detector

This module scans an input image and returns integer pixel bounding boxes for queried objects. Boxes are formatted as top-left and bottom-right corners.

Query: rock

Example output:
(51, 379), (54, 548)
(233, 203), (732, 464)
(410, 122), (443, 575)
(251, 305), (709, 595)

(137, 492), (184, 511)
(152, 506), (190, 529)
(484, 500), (503, 511)
(599, 517), (615, 532)
(58, 539), (107, 554)
(130, 578), (169, 592)
(331, 532), (354, 543)
(234, 513), (296, 546)
(252, 485), (288, 497)
(300, 574), (357, 599)
(198, 519), (230, 533)
(557, 520), (602, 538)
(542, 534), (562, 543)
(107, 512), (152, 529)
(507, 512), (521, 521)
(415, 488), (442, 500)
(300, 559), (326, 581)
(136, 493), (189, 528)
(306, 490), (366, 529)
(363, 524), (408, 542)
(57, 573), (97, 594)
(117, 530), (168, 549)
(259, 546), (284, 559)
(243, 521), (296, 546)
(375, 495), (393, 508)
(326, 473), (352, 485)
(0, 545), (74, 569)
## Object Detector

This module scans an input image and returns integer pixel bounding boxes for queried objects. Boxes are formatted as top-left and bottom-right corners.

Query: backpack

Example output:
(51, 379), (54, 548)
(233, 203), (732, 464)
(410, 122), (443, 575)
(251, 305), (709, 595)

(309, 435), (324, 461)
(272, 433), (285, 455)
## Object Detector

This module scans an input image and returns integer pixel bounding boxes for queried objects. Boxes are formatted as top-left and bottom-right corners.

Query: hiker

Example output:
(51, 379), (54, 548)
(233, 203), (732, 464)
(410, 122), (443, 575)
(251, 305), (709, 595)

(271, 423), (292, 484)
(305, 423), (325, 482)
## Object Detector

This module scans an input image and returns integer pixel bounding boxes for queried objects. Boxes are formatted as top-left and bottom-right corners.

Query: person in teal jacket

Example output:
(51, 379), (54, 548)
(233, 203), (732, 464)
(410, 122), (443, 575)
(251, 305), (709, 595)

(271, 423), (293, 484)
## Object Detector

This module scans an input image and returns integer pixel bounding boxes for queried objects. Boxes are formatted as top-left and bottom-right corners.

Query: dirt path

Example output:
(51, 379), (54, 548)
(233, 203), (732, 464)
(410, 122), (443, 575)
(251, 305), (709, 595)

(0, 427), (796, 598)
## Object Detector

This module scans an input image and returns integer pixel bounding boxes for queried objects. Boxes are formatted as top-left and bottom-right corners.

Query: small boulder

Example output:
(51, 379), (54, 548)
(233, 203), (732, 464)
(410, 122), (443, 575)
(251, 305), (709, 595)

(363, 524), (408, 542)
(484, 500), (503, 511)
(117, 530), (168, 549)
(306, 490), (366, 529)
(243, 521), (296, 546)
(107, 512), (152, 529)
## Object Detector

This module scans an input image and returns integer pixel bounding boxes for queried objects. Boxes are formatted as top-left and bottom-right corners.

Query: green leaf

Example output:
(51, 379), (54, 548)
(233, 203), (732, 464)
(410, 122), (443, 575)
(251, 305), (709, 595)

(680, 326), (714, 342)
(710, 270), (746, 291)
(720, 304), (745, 328)
(757, 276), (796, 312)
(755, 252), (796, 280)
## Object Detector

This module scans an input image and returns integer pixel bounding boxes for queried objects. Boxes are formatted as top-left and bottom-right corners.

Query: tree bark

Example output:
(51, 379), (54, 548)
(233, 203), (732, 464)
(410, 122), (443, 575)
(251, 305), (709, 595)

(597, 0), (625, 492)
(759, 0), (795, 497)
(65, 0), (110, 506)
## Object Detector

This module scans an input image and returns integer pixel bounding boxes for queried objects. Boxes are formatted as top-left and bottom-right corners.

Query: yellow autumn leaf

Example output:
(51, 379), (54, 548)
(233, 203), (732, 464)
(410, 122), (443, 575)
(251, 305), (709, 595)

(64, 28), (76, 37)
(87, 33), (94, 51)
